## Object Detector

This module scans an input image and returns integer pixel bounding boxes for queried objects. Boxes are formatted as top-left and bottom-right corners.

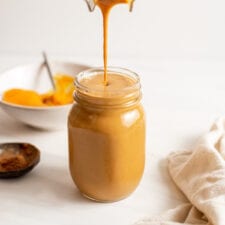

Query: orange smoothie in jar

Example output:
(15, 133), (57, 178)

(68, 68), (145, 202)
(68, 0), (144, 202)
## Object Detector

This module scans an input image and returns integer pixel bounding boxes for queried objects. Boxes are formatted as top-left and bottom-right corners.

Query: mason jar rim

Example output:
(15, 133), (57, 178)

(74, 67), (141, 96)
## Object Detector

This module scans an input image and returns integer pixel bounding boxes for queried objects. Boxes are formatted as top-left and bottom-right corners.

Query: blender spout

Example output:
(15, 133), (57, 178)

(84, 0), (96, 12)
(129, 0), (135, 12)
(84, 0), (135, 12)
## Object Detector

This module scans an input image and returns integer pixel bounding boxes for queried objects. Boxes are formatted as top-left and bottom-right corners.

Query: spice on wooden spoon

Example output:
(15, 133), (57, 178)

(0, 143), (40, 178)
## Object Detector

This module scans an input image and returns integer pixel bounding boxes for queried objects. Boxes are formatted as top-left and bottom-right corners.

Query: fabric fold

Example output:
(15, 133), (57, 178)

(136, 118), (225, 225)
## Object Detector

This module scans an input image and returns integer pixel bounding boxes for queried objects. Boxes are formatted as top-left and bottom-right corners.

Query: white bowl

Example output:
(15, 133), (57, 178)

(0, 61), (90, 130)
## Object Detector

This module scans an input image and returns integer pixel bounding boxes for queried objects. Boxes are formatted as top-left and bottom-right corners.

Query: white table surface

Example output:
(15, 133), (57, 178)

(0, 55), (225, 225)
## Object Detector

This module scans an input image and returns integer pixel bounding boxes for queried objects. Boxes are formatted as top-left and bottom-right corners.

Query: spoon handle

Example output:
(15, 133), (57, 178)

(42, 51), (56, 90)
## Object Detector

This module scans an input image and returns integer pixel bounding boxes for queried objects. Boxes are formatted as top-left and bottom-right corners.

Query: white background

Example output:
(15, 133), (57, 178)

(1, 1), (225, 225)
(1, 0), (225, 60)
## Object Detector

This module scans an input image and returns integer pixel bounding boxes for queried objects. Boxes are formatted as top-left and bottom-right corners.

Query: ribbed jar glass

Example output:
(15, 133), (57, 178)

(68, 67), (145, 202)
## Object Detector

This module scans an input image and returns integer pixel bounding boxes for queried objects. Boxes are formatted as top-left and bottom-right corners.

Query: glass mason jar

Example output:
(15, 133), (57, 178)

(68, 67), (145, 202)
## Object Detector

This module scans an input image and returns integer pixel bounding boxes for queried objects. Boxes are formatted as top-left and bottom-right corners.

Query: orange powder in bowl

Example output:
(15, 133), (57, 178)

(2, 74), (74, 107)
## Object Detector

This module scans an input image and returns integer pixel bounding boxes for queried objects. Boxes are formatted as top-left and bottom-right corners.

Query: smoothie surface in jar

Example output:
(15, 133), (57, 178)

(79, 73), (137, 96)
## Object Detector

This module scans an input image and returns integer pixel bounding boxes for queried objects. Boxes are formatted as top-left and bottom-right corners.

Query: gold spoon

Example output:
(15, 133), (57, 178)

(42, 51), (56, 91)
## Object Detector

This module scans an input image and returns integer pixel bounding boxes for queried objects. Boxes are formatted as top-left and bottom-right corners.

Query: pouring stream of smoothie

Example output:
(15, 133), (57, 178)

(95, 0), (132, 85)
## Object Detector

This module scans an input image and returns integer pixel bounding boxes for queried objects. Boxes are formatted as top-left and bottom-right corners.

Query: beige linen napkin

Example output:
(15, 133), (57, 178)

(136, 118), (225, 225)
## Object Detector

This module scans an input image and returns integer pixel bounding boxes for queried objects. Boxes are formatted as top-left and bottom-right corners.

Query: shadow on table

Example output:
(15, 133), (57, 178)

(33, 165), (91, 205)
(0, 154), (93, 206)
(0, 117), (34, 135)
(0, 110), (52, 138)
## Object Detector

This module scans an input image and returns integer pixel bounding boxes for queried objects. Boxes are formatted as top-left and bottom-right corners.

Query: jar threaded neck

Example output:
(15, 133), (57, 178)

(74, 67), (141, 108)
